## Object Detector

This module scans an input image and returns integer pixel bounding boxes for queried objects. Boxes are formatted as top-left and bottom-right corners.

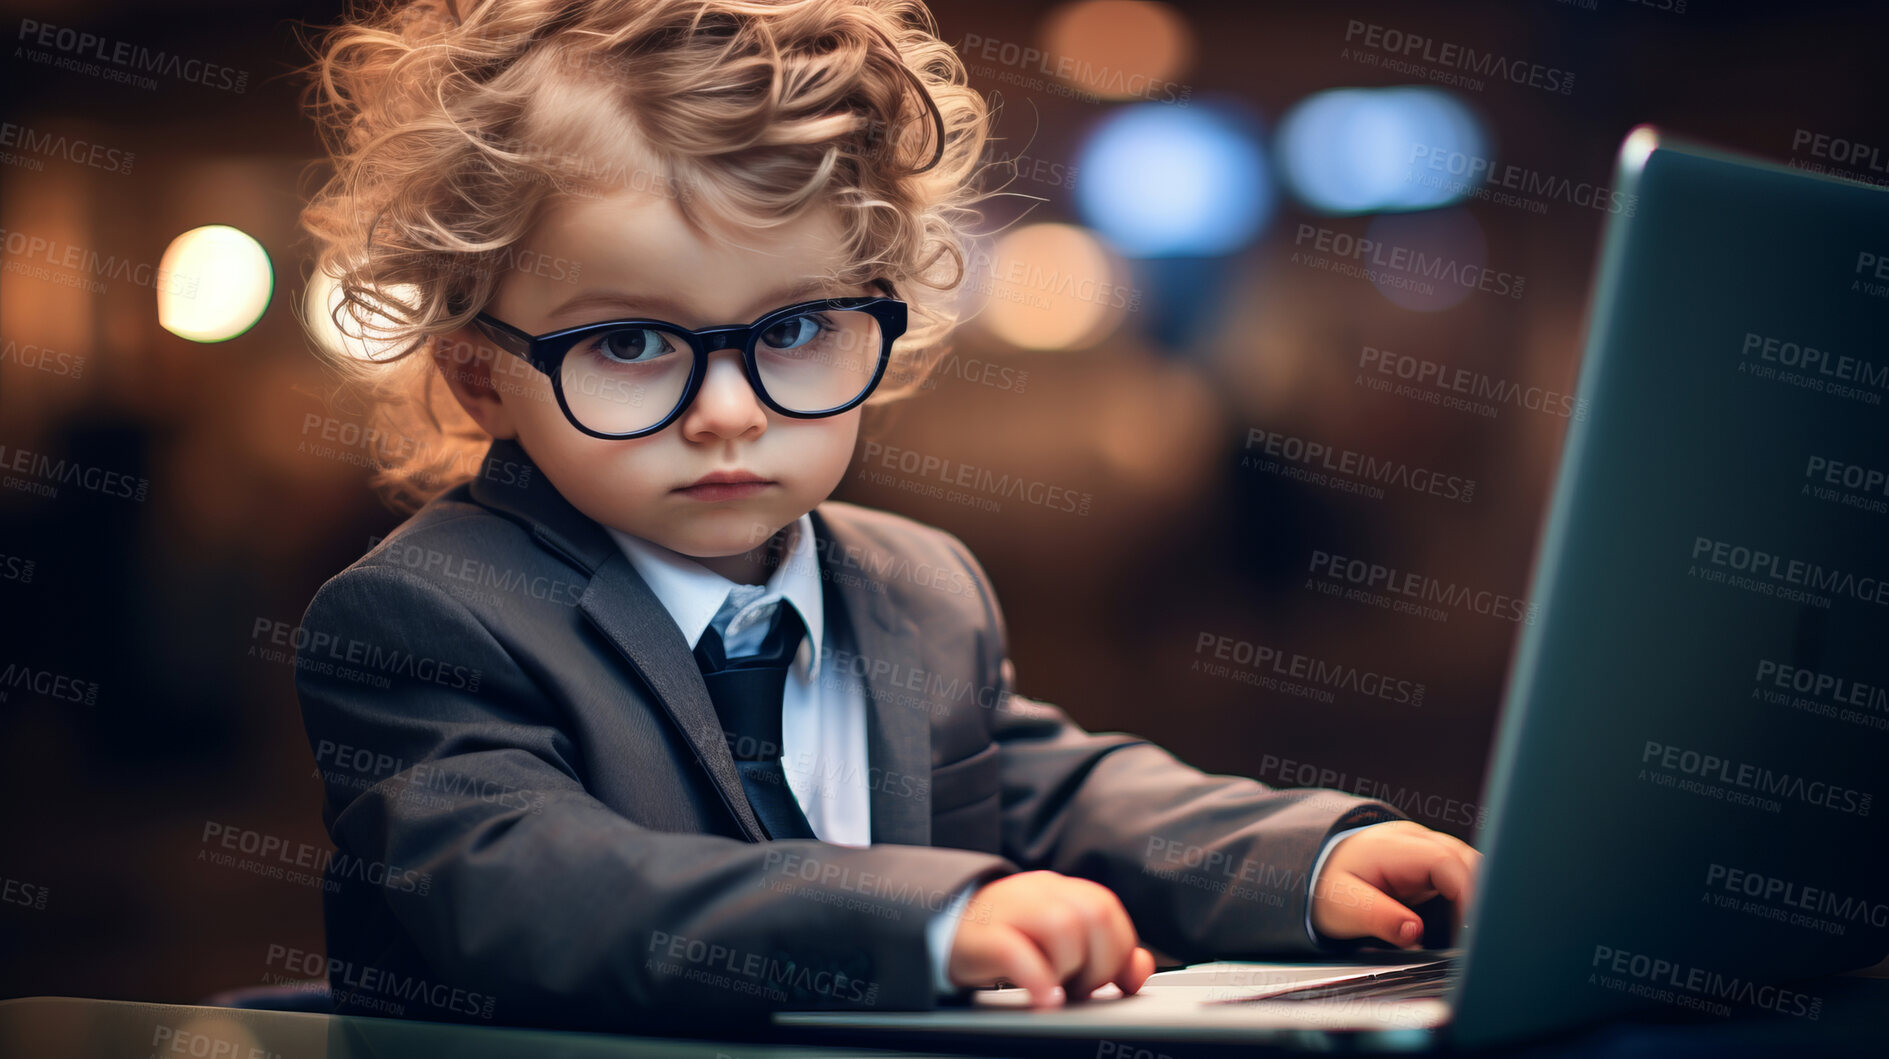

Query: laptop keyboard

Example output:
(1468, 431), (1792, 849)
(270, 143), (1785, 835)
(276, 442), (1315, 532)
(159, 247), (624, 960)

(1205, 958), (1459, 1004)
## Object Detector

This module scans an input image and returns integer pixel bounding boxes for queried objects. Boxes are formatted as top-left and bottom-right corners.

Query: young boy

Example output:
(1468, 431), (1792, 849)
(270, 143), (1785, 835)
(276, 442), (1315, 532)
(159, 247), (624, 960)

(292, 0), (1479, 1033)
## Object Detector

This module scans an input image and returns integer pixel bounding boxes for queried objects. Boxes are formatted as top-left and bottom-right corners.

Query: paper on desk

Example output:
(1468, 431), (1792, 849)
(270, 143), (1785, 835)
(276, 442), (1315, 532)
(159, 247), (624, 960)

(971, 953), (1451, 1007)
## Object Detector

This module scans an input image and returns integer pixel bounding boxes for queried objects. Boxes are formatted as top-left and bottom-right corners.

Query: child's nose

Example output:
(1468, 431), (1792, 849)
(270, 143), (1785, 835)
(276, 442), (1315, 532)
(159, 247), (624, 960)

(681, 349), (768, 437)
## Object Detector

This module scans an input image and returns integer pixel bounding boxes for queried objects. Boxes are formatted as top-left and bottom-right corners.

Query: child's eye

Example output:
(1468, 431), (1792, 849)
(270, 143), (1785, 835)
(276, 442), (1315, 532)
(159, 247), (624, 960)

(758, 313), (830, 352)
(585, 327), (676, 364)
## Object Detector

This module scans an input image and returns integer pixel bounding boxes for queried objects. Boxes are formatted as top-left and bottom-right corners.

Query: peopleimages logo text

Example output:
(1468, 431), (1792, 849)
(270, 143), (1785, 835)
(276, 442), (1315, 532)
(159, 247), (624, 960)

(1641, 741), (1872, 816)
(16, 19), (249, 92)
(1591, 945), (1821, 1020)
(1690, 537), (1889, 608)
(1342, 20), (1574, 95)
(1293, 224), (1525, 299)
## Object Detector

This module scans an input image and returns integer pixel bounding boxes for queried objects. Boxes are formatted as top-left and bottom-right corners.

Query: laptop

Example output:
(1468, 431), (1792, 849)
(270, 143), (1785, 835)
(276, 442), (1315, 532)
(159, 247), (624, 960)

(775, 126), (1889, 1051)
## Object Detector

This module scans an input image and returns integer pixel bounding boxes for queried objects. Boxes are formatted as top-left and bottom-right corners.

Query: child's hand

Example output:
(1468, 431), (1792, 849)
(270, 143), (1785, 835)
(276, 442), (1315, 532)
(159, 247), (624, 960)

(1309, 821), (1482, 948)
(947, 870), (1158, 1006)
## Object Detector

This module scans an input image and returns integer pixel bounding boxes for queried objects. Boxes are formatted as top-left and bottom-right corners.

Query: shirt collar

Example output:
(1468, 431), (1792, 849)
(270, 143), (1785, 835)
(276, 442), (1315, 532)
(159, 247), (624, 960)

(606, 512), (826, 678)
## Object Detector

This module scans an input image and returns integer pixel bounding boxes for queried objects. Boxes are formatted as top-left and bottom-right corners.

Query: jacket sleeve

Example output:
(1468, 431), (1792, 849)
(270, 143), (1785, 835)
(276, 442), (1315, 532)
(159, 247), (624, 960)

(294, 564), (1017, 1029)
(941, 536), (1410, 963)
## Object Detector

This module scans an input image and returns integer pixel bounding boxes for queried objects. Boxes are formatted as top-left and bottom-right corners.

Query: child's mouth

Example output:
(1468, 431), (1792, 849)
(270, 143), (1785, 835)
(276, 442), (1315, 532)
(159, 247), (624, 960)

(674, 476), (775, 501)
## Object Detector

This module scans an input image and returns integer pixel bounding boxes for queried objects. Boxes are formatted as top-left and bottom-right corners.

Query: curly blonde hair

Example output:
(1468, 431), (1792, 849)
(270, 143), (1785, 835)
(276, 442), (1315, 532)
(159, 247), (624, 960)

(293, 0), (994, 514)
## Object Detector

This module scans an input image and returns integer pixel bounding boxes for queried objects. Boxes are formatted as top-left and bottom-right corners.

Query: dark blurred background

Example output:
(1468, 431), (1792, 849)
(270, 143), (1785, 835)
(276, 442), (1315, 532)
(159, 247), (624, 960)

(1, 0), (1884, 1005)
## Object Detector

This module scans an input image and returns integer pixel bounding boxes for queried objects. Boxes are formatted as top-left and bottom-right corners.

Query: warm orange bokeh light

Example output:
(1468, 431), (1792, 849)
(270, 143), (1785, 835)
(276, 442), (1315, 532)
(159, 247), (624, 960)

(1040, 1), (1194, 101)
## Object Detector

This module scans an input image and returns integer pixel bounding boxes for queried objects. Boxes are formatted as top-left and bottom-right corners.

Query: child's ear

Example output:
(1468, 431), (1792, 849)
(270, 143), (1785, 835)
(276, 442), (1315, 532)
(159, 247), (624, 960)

(433, 326), (520, 440)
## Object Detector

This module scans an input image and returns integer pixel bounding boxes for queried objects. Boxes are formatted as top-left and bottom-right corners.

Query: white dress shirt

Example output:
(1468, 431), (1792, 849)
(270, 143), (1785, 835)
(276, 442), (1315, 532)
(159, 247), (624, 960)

(609, 514), (1393, 995)
(609, 514), (873, 842)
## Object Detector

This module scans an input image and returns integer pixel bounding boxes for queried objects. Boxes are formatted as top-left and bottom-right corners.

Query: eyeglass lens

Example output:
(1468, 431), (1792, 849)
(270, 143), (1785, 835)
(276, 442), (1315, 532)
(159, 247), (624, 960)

(560, 307), (885, 434)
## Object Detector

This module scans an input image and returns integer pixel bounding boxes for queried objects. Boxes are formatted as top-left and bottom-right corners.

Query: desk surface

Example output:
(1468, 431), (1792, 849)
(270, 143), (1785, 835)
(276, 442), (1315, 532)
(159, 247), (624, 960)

(4, 972), (1885, 1059)
(0, 997), (973, 1059)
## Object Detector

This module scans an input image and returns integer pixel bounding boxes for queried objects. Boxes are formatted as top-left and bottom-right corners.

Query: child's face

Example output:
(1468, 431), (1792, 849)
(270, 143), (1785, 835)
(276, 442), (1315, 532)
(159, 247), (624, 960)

(447, 184), (868, 579)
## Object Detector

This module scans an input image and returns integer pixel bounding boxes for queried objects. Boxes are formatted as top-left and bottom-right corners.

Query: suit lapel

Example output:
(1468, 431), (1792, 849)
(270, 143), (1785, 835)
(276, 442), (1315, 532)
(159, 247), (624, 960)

(468, 439), (765, 842)
(468, 438), (934, 847)
(575, 550), (770, 842)
(810, 507), (933, 847)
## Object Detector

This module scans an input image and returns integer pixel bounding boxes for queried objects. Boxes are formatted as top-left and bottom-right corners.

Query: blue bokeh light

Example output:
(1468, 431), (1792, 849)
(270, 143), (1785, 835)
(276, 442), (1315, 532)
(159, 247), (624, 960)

(1275, 87), (1486, 214)
(1074, 102), (1273, 258)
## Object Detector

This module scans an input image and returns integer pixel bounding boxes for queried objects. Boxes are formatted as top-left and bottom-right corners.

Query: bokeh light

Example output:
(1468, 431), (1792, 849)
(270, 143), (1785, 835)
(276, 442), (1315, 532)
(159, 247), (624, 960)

(1276, 87), (1487, 214)
(155, 225), (272, 342)
(971, 222), (1128, 350)
(1074, 101), (1272, 257)
(1039, 1), (1194, 102)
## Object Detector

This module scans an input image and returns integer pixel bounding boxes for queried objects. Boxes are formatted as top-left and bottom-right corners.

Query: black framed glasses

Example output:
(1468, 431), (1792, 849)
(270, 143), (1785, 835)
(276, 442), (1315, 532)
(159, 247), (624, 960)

(471, 294), (907, 439)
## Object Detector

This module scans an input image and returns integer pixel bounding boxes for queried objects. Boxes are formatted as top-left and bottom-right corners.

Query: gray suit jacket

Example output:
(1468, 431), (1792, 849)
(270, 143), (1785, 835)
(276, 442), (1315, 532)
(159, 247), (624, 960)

(293, 437), (1406, 1032)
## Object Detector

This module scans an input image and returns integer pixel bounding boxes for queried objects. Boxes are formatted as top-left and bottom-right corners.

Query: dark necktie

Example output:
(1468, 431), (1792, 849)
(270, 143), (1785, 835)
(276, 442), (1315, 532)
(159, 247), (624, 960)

(692, 603), (818, 841)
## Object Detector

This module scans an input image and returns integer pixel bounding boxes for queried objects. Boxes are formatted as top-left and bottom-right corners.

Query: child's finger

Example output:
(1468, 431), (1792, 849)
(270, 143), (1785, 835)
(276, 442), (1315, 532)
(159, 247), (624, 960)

(1435, 832), (1482, 862)
(1066, 890), (1138, 1001)
(1367, 831), (1477, 908)
(1422, 848), (1476, 911)
(967, 925), (1064, 1007)
(1016, 901), (1090, 987)
(1111, 945), (1157, 997)
(1316, 869), (1423, 948)
(1423, 836), (1482, 913)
